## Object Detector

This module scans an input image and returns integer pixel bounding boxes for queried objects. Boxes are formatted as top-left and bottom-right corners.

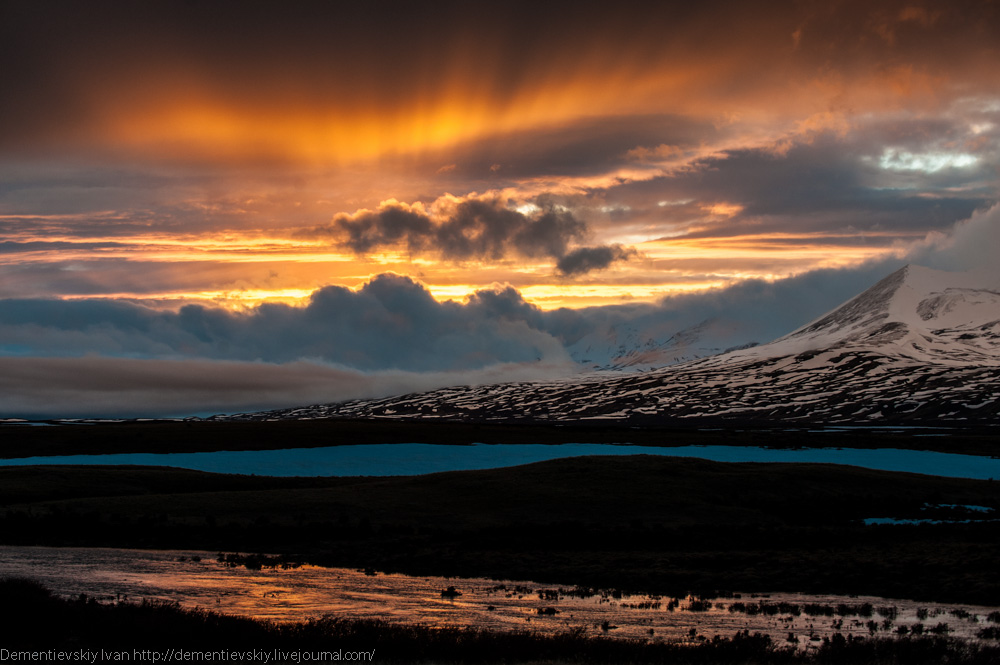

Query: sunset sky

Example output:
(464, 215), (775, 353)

(2, 0), (999, 417)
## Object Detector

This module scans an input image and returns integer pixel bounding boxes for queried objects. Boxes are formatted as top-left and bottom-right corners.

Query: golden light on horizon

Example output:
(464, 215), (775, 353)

(0, 220), (921, 310)
(52, 280), (728, 312)
(60, 288), (318, 311)
(515, 281), (730, 309)
(640, 232), (912, 270)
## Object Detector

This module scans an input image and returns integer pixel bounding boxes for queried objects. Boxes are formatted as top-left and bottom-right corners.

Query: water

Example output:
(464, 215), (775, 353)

(2, 546), (996, 647)
(2, 443), (998, 479)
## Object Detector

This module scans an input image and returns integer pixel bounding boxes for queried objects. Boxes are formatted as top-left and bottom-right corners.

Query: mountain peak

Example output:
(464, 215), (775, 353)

(792, 264), (909, 338)
(732, 265), (1000, 363)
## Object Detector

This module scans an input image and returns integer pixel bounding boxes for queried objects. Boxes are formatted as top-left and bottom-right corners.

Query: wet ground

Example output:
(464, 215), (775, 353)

(3, 545), (997, 648)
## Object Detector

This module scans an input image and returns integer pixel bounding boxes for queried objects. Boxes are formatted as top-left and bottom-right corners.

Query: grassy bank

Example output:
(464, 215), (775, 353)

(2, 456), (998, 604)
(3, 578), (999, 664)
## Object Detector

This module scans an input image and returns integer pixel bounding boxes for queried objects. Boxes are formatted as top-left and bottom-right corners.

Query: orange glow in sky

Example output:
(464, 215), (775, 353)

(1, 0), (997, 310)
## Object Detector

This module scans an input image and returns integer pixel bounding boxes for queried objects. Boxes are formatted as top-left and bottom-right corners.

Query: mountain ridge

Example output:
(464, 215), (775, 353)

(220, 265), (1000, 426)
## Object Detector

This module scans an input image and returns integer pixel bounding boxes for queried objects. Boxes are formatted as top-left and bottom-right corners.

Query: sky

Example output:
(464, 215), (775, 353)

(1, 0), (999, 417)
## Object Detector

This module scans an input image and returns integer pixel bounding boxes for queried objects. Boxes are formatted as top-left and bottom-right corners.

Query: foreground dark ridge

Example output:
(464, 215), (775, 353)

(6, 579), (999, 664)
(3, 418), (1000, 459)
(3, 456), (998, 604)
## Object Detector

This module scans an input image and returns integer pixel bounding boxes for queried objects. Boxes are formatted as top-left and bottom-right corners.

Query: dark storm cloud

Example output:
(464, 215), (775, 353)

(301, 198), (635, 274)
(433, 200), (583, 261)
(556, 245), (638, 276)
(332, 206), (435, 254)
(599, 126), (997, 240)
(465, 285), (545, 328)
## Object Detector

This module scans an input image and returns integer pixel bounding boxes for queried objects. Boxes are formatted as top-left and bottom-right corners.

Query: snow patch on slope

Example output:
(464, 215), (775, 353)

(726, 265), (1000, 366)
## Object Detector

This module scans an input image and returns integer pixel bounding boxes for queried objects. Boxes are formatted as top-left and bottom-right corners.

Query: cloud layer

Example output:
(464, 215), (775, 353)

(2, 257), (911, 373)
(0, 356), (577, 419)
(0, 274), (571, 371)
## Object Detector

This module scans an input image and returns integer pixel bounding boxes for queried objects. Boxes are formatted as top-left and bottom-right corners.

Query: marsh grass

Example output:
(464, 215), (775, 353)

(3, 579), (999, 664)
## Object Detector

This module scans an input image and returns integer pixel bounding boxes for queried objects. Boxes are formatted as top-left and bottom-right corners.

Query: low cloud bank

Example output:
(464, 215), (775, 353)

(0, 266), (895, 373)
(0, 357), (578, 419)
(0, 273), (572, 371)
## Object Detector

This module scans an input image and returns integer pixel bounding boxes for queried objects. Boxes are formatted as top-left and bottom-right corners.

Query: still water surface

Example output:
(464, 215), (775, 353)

(2, 545), (996, 646)
(2, 443), (999, 479)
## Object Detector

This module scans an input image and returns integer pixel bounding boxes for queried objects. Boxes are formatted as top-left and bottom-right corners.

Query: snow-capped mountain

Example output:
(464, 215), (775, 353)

(729, 264), (1000, 365)
(222, 266), (1000, 425)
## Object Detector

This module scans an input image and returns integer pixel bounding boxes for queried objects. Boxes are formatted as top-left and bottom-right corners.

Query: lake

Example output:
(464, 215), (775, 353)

(1, 443), (998, 479)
